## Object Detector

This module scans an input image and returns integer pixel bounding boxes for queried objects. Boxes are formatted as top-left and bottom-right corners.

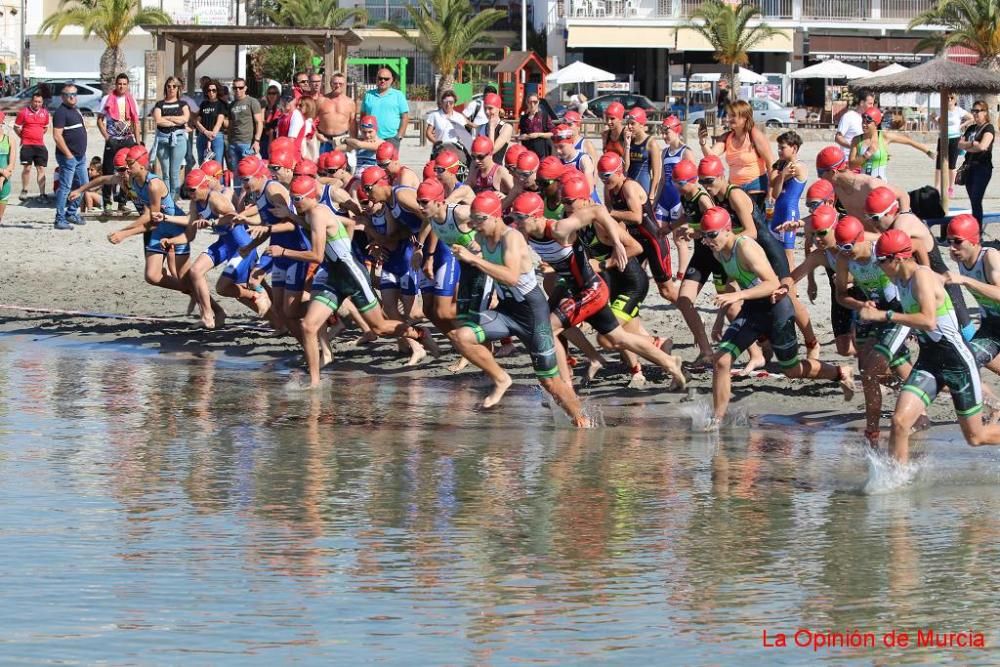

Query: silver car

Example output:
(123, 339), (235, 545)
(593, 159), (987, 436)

(750, 98), (796, 128)
(0, 80), (104, 117)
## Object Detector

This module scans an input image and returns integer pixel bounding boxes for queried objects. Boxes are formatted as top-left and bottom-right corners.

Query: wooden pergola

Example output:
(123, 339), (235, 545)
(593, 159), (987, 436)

(140, 25), (364, 94)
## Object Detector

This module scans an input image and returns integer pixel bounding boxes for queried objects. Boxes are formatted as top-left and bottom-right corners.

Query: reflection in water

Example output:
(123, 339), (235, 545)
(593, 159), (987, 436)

(1, 338), (1000, 664)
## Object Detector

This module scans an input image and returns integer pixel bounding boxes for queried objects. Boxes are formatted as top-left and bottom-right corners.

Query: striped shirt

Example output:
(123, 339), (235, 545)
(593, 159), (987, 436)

(52, 103), (87, 158)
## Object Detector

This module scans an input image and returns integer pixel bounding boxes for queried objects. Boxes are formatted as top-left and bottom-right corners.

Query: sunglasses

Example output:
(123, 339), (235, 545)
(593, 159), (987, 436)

(865, 211), (893, 222)
(471, 214), (490, 223)
(815, 229), (831, 237)
(511, 212), (531, 221)
(233, 85), (246, 90)
(472, 153), (490, 160)
(698, 178), (716, 185)
(433, 166), (448, 174)
(361, 124), (376, 130)
(974, 108), (987, 113)
(291, 193), (310, 202)
(703, 230), (723, 239)
(598, 171), (616, 181)
(268, 164), (283, 172)
(674, 177), (696, 186)
(296, 80), (308, 85)
(378, 77), (392, 82)
(377, 160), (391, 167)
(166, 84), (179, 89)
(363, 184), (376, 192)
(837, 242), (857, 253)
(947, 237), (967, 246)
(515, 169), (534, 178)
(63, 93), (77, 97)
(876, 254), (896, 264)
(862, 116), (877, 124)
(537, 178), (555, 186)
(320, 169), (338, 176)
(115, 166), (127, 173)
(442, 99), (455, 104)
(806, 200), (826, 212)
(266, 91), (278, 95)
(207, 88), (218, 92)
(417, 199), (433, 206)
(241, 176), (252, 184)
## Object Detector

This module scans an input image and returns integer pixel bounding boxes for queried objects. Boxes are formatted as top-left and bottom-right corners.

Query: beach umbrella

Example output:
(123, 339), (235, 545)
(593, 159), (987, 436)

(789, 59), (872, 80)
(849, 57), (1000, 212)
(546, 61), (615, 86)
(858, 62), (908, 78)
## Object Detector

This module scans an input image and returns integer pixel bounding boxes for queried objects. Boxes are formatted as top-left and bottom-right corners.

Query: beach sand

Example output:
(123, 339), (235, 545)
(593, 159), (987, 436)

(2, 131), (997, 435)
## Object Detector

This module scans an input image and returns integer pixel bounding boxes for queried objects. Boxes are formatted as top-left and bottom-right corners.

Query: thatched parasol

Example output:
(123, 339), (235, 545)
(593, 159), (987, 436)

(850, 58), (1000, 212)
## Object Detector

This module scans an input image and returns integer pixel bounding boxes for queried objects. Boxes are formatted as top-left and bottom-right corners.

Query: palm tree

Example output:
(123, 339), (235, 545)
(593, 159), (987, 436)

(908, 0), (1000, 72)
(266, 0), (368, 29)
(39, 0), (170, 92)
(687, 0), (784, 96)
(381, 0), (505, 93)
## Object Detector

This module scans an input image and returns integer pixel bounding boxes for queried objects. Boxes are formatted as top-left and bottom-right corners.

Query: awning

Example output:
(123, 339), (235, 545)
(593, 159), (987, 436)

(568, 26), (792, 52)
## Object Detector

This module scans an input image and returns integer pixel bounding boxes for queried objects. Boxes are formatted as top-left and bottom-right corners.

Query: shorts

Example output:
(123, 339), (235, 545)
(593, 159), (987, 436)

(204, 226), (253, 267)
(605, 259), (649, 322)
(826, 268), (859, 337)
(456, 263), (494, 325)
(465, 286), (559, 379)
(550, 278), (619, 335)
(147, 223), (191, 256)
(970, 318), (1000, 366)
(769, 225), (797, 251)
(311, 258), (380, 314)
(272, 256), (308, 292)
(19, 144), (48, 167)
(378, 243), (414, 293)
(221, 246), (267, 285)
(654, 200), (682, 226)
(937, 136), (960, 171)
(420, 242), (460, 297)
(856, 317), (912, 368)
(628, 222), (672, 284)
(718, 297), (799, 368)
(684, 240), (726, 286)
(903, 340), (982, 417)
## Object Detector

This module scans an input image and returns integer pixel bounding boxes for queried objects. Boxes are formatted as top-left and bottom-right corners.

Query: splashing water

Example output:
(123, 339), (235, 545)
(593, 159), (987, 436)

(862, 447), (925, 494)
(545, 391), (606, 429)
(680, 399), (749, 431)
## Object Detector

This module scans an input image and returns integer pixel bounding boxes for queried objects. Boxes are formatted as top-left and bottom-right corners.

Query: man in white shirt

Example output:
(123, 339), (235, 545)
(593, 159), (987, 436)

(462, 84), (496, 135)
(835, 91), (874, 159)
(425, 89), (472, 153)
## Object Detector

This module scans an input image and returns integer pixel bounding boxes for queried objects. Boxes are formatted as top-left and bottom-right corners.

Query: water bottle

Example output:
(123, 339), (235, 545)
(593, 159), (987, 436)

(765, 198), (775, 222)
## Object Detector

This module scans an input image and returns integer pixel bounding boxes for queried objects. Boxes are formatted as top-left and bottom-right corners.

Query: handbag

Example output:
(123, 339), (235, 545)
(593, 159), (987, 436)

(956, 124), (986, 186)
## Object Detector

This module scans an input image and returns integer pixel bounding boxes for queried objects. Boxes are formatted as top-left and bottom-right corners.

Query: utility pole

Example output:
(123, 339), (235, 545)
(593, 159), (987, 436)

(520, 0), (526, 52)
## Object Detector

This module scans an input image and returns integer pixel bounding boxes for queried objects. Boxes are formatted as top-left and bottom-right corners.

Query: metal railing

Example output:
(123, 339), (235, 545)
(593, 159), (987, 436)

(570, 0), (927, 20)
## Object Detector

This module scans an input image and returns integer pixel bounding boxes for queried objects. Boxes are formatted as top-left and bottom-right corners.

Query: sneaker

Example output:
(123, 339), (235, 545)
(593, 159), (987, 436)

(103, 203), (113, 215)
(18, 190), (27, 202)
(68, 215), (86, 226)
(54, 220), (73, 230)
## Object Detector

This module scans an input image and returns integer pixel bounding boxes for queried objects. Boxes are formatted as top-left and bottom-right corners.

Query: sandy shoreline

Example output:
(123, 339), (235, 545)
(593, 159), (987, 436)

(2, 135), (996, 435)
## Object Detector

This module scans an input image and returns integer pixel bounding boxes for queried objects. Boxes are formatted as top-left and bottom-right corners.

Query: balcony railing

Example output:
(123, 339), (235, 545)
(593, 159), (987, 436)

(569, 0), (932, 21)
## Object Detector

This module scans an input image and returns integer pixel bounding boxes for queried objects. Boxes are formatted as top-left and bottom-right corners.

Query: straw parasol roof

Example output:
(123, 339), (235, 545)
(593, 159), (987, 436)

(849, 57), (1000, 93)
(847, 57), (1000, 213)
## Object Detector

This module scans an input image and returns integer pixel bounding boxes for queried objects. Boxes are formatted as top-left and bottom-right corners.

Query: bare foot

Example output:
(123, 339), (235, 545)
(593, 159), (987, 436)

(586, 360), (603, 383)
(199, 314), (216, 330)
(482, 373), (513, 409)
(740, 352), (767, 376)
(252, 290), (272, 318)
(687, 353), (714, 372)
(447, 356), (470, 372)
(353, 331), (377, 346)
(627, 371), (646, 389)
(669, 356), (687, 391)
(807, 340), (821, 361)
(495, 341), (517, 358)
(404, 340), (427, 366)
(839, 366), (856, 401)
(864, 429), (880, 447)
(573, 414), (595, 428)
(704, 416), (721, 432)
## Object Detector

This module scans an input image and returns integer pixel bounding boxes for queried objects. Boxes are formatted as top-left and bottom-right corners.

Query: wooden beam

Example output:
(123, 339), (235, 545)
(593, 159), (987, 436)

(194, 44), (219, 69)
(324, 35), (336, 78)
(300, 37), (323, 55)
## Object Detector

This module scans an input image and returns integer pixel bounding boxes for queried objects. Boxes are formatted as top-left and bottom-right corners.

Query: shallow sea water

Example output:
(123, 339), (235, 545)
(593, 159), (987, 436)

(2, 335), (1000, 665)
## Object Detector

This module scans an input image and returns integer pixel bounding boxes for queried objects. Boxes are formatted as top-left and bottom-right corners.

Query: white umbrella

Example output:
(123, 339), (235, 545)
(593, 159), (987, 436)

(790, 59), (873, 80)
(546, 60), (615, 86)
(690, 67), (767, 84)
(860, 63), (908, 77)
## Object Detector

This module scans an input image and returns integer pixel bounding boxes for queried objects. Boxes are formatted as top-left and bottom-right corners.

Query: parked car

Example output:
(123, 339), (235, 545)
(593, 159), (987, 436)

(587, 93), (661, 117)
(0, 80), (104, 117)
(750, 98), (796, 127)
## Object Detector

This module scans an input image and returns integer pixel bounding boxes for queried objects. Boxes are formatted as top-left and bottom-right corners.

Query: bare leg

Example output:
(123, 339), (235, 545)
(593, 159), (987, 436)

(561, 323), (606, 381)
(300, 299), (334, 387)
(539, 376), (588, 427)
(187, 254), (218, 328)
(673, 229), (691, 279)
(144, 253), (186, 293)
(711, 351), (734, 425)
(283, 291), (305, 345)
(603, 327), (686, 388)
(678, 279), (713, 361)
(449, 327), (512, 407)
(889, 390), (925, 464)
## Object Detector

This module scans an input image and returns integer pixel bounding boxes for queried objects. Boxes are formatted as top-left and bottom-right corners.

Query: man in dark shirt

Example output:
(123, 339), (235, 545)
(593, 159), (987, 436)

(52, 85), (89, 230)
(518, 94), (553, 159)
(195, 79), (228, 163)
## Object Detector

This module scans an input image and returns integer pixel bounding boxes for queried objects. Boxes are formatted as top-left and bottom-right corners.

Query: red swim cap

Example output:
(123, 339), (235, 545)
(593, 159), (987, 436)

(294, 159), (318, 177)
(201, 159), (223, 178)
(604, 102), (625, 119)
(238, 155), (264, 179)
(471, 190), (503, 218)
(268, 148), (296, 170)
(290, 175), (317, 199)
(113, 147), (130, 168)
(864, 186), (899, 217)
(597, 151), (624, 175)
(810, 205), (839, 231)
(516, 150), (540, 173)
(472, 135), (494, 156)
(701, 207), (732, 232)
(185, 168), (208, 190)
(361, 166), (388, 187)
(698, 155), (725, 178)
(126, 145), (149, 166)
(375, 141), (398, 164)
(816, 145), (847, 173)
(661, 114), (682, 133)
(834, 215), (866, 245)
(806, 179), (835, 202)
(672, 160), (697, 183)
(504, 143), (527, 168)
(626, 106), (647, 126)
(552, 124), (575, 144)
(560, 175), (589, 201)
(435, 149), (462, 173)
(511, 191), (545, 218)
(538, 156), (566, 180)
(875, 228), (913, 259)
(947, 213), (980, 245)
(416, 178), (445, 203)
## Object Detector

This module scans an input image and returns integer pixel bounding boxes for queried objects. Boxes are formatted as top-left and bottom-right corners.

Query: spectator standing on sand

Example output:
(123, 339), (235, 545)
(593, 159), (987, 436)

(195, 79), (228, 163)
(52, 84), (89, 230)
(97, 73), (140, 213)
(361, 68), (409, 148)
(13, 92), (50, 201)
(835, 91), (874, 160)
(227, 77), (264, 195)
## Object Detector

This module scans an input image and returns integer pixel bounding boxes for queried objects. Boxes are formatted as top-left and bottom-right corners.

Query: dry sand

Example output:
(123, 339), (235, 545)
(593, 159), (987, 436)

(2, 130), (997, 435)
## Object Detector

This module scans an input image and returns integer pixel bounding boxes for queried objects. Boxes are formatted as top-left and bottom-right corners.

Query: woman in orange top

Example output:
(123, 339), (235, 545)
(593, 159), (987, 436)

(698, 100), (774, 227)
